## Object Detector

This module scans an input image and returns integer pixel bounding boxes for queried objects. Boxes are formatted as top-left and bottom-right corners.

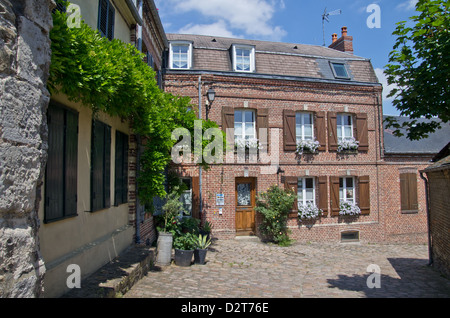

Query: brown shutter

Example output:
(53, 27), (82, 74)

(317, 176), (328, 217)
(284, 177), (298, 216)
(222, 107), (234, 132)
(328, 112), (338, 151)
(358, 176), (370, 215)
(283, 110), (296, 151)
(400, 173), (418, 213)
(330, 176), (340, 216)
(356, 113), (369, 152)
(257, 108), (269, 150)
(192, 176), (200, 219)
(315, 111), (326, 151)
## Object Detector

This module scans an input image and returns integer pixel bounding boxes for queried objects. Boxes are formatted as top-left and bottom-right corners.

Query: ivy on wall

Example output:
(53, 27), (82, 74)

(48, 2), (222, 205)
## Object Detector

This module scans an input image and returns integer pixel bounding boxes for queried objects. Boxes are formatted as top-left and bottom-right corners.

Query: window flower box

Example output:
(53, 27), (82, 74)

(339, 201), (361, 216)
(298, 202), (323, 220)
(338, 137), (359, 153)
(235, 138), (261, 151)
(296, 138), (320, 155)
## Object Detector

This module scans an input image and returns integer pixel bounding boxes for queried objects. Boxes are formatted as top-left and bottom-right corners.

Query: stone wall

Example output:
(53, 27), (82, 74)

(0, 0), (54, 297)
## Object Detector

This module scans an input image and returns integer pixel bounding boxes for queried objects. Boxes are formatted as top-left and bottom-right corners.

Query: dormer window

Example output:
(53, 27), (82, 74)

(169, 42), (193, 70)
(232, 45), (255, 72)
(330, 62), (350, 79)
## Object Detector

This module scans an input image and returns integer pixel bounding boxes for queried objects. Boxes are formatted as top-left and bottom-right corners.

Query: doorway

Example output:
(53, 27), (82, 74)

(235, 177), (256, 236)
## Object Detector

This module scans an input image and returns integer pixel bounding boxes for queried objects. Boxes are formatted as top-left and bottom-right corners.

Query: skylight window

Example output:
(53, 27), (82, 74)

(330, 62), (350, 79)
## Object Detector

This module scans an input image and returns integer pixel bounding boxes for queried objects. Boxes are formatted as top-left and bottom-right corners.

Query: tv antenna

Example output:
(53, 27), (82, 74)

(322, 7), (342, 46)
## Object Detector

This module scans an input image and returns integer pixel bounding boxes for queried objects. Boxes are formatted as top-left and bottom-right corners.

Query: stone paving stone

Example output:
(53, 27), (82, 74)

(123, 238), (450, 299)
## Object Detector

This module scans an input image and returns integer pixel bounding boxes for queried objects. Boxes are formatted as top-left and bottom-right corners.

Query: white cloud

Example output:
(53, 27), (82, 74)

(166, 0), (286, 40)
(397, 0), (418, 11)
(375, 68), (399, 102)
(178, 20), (240, 38)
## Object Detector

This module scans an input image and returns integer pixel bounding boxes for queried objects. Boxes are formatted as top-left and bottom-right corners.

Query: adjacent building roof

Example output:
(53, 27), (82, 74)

(166, 33), (379, 84)
(383, 116), (450, 155)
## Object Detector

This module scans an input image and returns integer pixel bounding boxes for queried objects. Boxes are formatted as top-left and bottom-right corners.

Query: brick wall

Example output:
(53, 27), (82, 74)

(427, 168), (450, 277)
(164, 72), (430, 244)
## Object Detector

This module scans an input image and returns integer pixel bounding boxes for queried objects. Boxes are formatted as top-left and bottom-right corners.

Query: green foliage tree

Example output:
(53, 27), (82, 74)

(255, 185), (296, 246)
(384, 0), (449, 140)
(49, 1), (224, 205)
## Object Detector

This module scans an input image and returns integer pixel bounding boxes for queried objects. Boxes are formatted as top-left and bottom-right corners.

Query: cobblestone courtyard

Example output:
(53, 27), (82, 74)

(124, 238), (450, 298)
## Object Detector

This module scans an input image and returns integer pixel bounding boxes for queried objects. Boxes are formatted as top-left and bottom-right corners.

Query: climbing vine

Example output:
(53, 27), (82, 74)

(48, 1), (222, 205)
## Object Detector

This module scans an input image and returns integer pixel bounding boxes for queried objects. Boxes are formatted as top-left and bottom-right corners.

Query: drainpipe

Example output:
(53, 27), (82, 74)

(420, 171), (433, 266)
(198, 76), (203, 220)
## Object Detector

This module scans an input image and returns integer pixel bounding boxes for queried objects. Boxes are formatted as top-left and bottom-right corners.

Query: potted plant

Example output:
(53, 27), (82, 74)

(199, 220), (212, 240)
(156, 187), (184, 266)
(194, 234), (212, 265)
(173, 232), (196, 267)
(337, 137), (359, 153)
(298, 202), (323, 220)
(296, 138), (320, 155)
(339, 201), (361, 216)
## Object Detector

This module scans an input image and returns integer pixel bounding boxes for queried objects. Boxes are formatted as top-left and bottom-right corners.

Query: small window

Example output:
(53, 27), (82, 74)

(298, 178), (315, 208)
(337, 114), (353, 141)
(330, 62), (349, 79)
(232, 45), (255, 72)
(296, 112), (314, 142)
(98, 0), (115, 41)
(341, 231), (359, 242)
(234, 109), (256, 142)
(169, 42), (192, 69)
(114, 130), (129, 206)
(180, 179), (192, 216)
(339, 177), (355, 204)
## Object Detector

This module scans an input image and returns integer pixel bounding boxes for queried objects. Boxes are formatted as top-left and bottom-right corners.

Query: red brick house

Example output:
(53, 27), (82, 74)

(163, 28), (445, 244)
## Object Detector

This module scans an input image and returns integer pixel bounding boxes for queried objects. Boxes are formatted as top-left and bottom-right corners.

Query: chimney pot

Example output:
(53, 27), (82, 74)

(341, 26), (348, 37)
(332, 33), (338, 43)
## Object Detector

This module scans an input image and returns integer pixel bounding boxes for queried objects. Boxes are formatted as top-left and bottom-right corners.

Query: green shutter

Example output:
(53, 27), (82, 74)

(104, 125), (111, 208)
(45, 105), (65, 222)
(92, 121), (104, 211)
(114, 131), (124, 206)
(64, 110), (78, 217)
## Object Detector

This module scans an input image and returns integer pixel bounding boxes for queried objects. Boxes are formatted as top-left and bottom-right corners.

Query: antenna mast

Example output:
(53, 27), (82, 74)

(322, 8), (342, 46)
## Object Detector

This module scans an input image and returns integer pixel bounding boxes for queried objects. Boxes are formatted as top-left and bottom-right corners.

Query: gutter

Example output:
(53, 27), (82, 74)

(419, 171), (433, 267)
(125, 0), (143, 25)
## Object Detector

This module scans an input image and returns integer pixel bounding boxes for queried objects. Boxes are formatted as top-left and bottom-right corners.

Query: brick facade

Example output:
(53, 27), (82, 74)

(164, 69), (432, 243)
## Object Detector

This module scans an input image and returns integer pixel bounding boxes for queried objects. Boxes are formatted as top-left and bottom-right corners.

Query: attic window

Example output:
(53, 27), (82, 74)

(232, 44), (255, 72)
(330, 62), (350, 79)
(169, 41), (193, 70)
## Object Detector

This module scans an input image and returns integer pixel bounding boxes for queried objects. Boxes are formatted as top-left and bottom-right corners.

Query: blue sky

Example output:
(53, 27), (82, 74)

(154, 0), (420, 115)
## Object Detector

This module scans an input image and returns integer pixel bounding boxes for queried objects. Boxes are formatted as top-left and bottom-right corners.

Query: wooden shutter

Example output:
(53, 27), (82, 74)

(114, 131), (124, 206)
(256, 108), (269, 149)
(222, 107), (235, 132)
(283, 110), (296, 151)
(330, 176), (340, 216)
(107, 2), (115, 40)
(315, 111), (326, 151)
(400, 173), (418, 213)
(65, 110), (78, 217)
(192, 176), (200, 219)
(284, 177), (298, 215)
(328, 112), (338, 151)
(317, 176), (328, 217)
(104, 125), (111, 208)
(356, 113), (369, 152)
(358, 176), (370, 215)
(122, 135), (129, 204)
(45, 105), (65, 222)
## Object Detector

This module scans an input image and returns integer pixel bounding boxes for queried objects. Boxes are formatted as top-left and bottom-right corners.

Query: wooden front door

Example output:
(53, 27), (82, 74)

(235, 178), (256, 236)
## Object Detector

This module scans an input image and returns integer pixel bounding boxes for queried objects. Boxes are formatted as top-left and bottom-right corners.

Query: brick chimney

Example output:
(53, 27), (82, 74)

(328, 26), (353, 54)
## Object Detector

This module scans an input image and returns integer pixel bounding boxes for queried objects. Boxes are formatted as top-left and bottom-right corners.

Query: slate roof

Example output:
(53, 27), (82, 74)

(383, 116), (450, 155)
(166, 34), (379, 84)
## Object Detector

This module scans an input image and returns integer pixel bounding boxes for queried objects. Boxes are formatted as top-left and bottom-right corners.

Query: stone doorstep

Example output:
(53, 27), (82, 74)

(62, 245), (156, 298)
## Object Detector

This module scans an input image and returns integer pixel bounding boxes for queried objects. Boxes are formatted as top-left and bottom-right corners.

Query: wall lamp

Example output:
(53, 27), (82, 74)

(206, 87), (216, 120)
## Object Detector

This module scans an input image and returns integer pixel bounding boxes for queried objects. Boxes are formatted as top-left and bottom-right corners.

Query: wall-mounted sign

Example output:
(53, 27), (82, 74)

(216, 193), (224, 206)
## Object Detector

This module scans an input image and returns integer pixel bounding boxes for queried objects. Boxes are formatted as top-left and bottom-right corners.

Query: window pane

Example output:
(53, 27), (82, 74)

(339, 178), (343, 188)
(237, 183), (251, 206)
(304, 114), (312, 125)
(234, 110), (242, 123)
(346, 177), (353, 188)
(344, 126), (352, 138)
(245, 111), (254, 123)
(234, 123), (242, 137)
(305, 189), (314, 201)
(332, 63), (348, 78)
(305, 178), (314, 189)
(245, 123), (255, 137)
(304, 125), (313, 137)
(345, 115), (352, 126)
(298, 178), (303, 188)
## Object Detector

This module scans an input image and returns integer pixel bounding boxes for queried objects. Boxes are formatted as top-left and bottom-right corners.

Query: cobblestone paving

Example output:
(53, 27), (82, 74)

(124, 238), (450, 298)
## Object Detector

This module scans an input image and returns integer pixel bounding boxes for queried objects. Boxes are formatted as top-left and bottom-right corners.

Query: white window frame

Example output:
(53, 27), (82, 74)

(337, 114), (354, 141)
(232, 44), (255, 72)
(339, 177), (355, 204)
(296, 112), (314, 142)
(330, 62), (350, 79)
(234, 109), (256, 142)
(169, 41), (193, 70)
(298, 177), (316, 208)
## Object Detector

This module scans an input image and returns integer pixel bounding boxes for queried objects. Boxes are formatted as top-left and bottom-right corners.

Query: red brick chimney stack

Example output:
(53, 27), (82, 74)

(328, 26), (353, 55)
